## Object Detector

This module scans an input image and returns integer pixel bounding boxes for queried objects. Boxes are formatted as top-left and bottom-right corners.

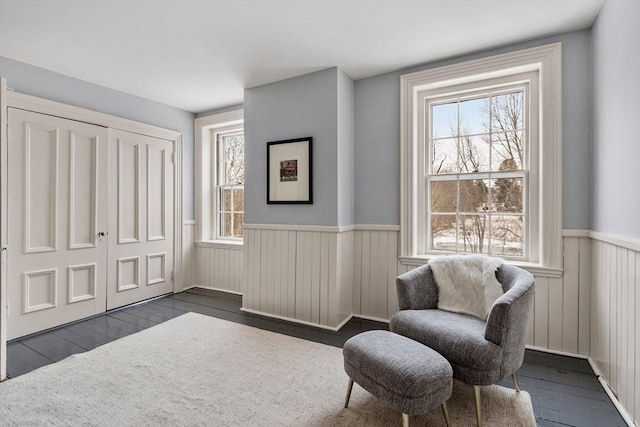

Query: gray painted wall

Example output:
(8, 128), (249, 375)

(592, 0), (640, 240)
(337, 69), (355, 226)
(244, 68), (340, 226)
(354, 30), (593, 229)
(0, 56), (196, 220)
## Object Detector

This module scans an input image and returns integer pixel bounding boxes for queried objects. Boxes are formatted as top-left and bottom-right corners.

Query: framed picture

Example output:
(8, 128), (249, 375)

(267, 137), (313, 204)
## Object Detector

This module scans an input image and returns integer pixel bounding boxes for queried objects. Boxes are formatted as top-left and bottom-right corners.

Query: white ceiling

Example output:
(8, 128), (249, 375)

(0, 0), (604, 114)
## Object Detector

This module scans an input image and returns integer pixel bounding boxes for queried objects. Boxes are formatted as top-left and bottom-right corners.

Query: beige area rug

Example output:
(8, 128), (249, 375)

(0, 313), (535, 426)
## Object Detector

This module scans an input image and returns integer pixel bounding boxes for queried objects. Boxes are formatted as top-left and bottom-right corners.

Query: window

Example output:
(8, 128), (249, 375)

(400, 43), (562, 275)
(421, 77), (536, 259)
(195, 109), (244, 246)
(215, 128), (244, 240)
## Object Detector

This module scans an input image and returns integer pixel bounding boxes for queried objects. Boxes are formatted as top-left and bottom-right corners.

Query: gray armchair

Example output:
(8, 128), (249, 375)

(389, 261), (534, 426)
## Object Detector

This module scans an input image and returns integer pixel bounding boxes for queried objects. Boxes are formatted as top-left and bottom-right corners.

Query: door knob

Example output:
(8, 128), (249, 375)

(98, 232), (106, 238)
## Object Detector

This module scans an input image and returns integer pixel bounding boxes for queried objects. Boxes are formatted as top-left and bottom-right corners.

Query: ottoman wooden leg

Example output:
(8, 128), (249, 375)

(344, 378), (354, 408)
(442, 401), (451, 427)
(402, 413), (409, 427)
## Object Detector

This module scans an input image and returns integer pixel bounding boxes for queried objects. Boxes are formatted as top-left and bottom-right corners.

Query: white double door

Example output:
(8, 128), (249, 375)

(7, 108), (174, 339)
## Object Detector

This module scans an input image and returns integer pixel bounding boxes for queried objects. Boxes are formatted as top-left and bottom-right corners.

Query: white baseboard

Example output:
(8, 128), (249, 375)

(524, 345), (588, 359)
(352, 314), (391, 324)
(588, 358), (635, 427)
(240, 307), (352, 332)
(193, 286), (243, 296)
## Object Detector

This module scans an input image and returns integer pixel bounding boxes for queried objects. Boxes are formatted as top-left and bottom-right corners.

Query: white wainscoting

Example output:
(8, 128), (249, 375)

(188, 224), (595, 356)
(589, 234), (639, 425)
(352, 228), (593, 356)
(182, 221), (196, 290)
(243, 225), (353, 329)
(194, 243), (244, 294)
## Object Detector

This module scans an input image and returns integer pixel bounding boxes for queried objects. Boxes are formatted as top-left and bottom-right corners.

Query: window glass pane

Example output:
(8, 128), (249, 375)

(491, 177), (524, 213)
(459, 179), (489, 214)
(491, 92), (524, 131)
(222, 188), (232, 211)
(217, 213), (226, 238)
(458, 135), (490, 173)
(223, 133), (244, 185)
(233, 188), (244, 212)
(431, 181), (457, 213)
(490, 215), (523, 256)
(491, 131), (523, 170)
(459, 97), (489, 135)
(233, 213), (244, 238)
(431, 138), (458, 174)
(458, 215), (489, 254)
(221, 213), (232, 238)
(431, 102), (457, 138)
(431, 214), (456, 251)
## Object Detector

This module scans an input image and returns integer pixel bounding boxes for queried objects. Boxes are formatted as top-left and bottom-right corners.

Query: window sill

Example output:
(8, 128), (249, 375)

(399, 255), (563, 278)
(195, 240), (244, 250)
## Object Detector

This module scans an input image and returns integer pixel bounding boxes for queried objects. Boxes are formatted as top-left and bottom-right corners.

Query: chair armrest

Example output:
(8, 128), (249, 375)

(396, 264), (439, 310)
(484, 266), (535, 347)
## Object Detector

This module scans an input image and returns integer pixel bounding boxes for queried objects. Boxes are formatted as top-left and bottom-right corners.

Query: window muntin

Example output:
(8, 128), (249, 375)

(422, 80), (533, 259)
(215, 129), (244, 240)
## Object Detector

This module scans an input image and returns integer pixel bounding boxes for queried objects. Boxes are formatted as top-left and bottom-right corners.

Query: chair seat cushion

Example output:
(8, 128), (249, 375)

(390, 309), (503, 383)
(343, 330), (452, 415)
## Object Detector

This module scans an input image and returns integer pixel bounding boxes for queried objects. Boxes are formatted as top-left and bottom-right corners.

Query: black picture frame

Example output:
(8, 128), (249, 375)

(266, 137), (313, 204)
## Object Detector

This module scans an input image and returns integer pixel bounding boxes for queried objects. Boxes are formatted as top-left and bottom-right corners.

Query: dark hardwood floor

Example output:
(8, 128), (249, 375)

(5, 288), (627, 427)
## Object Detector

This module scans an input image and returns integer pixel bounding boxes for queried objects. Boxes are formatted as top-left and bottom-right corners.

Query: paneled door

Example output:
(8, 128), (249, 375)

(107, 129), (174, 309)
(7, 108), (108, 339)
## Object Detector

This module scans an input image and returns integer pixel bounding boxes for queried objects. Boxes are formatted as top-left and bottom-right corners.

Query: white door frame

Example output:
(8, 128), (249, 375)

(0, 89), (184, 380)
(1, 78), (8, 381)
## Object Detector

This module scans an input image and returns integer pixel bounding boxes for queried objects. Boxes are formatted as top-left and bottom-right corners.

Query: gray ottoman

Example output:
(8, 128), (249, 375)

(343, 330), (453, 427)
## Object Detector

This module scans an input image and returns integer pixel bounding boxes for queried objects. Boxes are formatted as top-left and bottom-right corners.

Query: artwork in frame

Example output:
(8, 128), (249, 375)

(267, 137), (313, 204)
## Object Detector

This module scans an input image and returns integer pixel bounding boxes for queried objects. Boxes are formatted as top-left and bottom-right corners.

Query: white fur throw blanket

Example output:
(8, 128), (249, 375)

(430, 255), (504, 320)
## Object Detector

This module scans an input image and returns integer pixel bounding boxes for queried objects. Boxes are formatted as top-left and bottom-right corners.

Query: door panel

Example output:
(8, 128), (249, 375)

(107, 129), (174, 309)
(7, 108), (108, 339)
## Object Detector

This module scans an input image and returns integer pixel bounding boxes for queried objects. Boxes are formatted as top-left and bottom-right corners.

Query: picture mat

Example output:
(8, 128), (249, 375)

(268, 140), (310, 201)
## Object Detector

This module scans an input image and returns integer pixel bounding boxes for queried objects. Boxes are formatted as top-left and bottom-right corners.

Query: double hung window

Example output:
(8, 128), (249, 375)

(215, 128), (244, 240)
(194, 109), (244, 245)
(423, 77), (535, 259)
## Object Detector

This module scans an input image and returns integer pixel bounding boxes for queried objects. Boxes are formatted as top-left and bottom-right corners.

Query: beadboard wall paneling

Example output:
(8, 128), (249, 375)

(190, 225), (595, 356)
(182, 222), (196, 290)
(243, 227), (353, 329)
(352, 229), (406, 321)
(351, 229), (592, 355)
(590, 237), (638, 425)
(194, 243), (244, 294)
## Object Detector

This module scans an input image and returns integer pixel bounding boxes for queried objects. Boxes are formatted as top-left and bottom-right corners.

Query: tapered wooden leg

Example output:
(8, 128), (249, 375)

(441, 401), (451, 427)
(344, 378), (354, 408)
(402, 413), (410, 427)
(474, 385), (482, 427)
(513, 373), (521, 392)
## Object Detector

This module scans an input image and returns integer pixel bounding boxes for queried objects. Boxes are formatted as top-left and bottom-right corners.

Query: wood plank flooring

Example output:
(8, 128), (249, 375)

(5, 288), (628, 427)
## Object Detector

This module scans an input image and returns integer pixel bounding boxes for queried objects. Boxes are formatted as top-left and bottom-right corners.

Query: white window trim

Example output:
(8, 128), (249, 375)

(400, 43), (562, 274)
(195, 109), (244, 246)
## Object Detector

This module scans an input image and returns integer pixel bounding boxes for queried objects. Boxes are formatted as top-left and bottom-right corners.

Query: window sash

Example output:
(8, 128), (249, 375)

(213, 127), (244, 241)
(216, 184), (244, 240)
(425, 172), (528, 259)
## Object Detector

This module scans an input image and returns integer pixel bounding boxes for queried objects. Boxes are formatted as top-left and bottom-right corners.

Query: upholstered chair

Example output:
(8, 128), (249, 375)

(389, 261), (535, 427)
